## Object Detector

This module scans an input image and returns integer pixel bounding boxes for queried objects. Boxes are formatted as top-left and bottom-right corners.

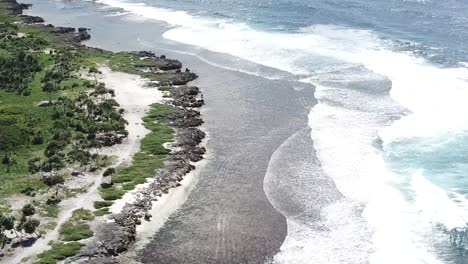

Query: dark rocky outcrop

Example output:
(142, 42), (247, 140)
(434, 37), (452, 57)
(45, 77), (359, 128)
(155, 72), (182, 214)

(74, 31), (91, 42)
(19, 15), (44, 24)
(2, 0), (30, 15)
(132, 51), (183, 71)
(51, 26), (75, 34)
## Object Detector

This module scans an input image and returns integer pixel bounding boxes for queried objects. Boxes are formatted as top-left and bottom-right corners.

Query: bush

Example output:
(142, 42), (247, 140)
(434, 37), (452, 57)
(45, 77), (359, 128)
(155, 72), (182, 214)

(22, 204), (36, 217)
(23, 219), (40, 234)
(42, 174), (65, 187)
(28, 157), (42, 174)
(22, 89), (31, 96)
(32, 132), (44, 145)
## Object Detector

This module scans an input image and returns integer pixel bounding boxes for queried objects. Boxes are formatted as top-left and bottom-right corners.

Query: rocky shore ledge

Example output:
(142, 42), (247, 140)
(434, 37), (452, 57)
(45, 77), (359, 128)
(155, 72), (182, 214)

(71, 52), (205, 264)
(1, 1), (206, 263)
(5, 0), (91, 44)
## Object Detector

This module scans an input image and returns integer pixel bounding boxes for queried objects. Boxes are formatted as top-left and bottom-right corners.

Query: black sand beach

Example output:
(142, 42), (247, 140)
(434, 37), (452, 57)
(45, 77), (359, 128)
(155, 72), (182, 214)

(23, 1), (317, 263)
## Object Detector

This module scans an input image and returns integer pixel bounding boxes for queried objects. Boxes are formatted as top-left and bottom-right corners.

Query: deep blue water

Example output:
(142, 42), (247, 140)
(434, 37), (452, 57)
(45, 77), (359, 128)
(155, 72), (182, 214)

(138, 0), (468, 66)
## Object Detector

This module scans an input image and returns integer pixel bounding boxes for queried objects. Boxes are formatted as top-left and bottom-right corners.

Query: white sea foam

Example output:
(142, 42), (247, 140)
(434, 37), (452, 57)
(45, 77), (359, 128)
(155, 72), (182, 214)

(93, 0), (468, 263)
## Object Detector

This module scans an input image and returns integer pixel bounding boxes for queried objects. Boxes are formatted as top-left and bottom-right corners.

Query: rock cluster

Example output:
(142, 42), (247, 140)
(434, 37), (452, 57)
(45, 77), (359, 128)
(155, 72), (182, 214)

(51, 26), (75, 34)
(132, 52), (199, 86)
(4, 0), (30, 15)
(19, 15), (44, 24)
(132, 51), (183, 71)
(70, 53), (206, 263)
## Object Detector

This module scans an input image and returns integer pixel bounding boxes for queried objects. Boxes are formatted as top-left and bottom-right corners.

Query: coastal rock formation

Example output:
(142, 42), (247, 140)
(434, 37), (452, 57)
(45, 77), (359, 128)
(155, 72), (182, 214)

(4, 0), (30, 15)
(51, 26), (75, 34)
(69, 52), (206, 264)
(132, 51), (183, 70)
(19, 15), (44, 23)
(74, 30), (91, 42)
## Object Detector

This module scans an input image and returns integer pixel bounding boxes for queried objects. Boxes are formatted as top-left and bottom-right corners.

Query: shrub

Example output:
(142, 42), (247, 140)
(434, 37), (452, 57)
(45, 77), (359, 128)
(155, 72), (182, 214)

(22, 204), (36, 217)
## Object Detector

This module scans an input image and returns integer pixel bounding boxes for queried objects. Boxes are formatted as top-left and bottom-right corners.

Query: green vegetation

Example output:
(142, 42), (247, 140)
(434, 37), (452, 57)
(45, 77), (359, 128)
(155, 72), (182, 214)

(59, 209), (94, 241)
(99, 103), (175, 201)
(93, 208), (110, 217)
(0, 2), (181, 262)
(35, 242), (83, 264)
(93, 200), (113, 209)
(0, 21), (127, 199)
(60, 223), (93, 242)
(0, 7), (128, 254)
(30, 209), (91, 263)
(79, 50), (152, 76)
(0, 203), (42, 248)
(37, 204), (60, 218)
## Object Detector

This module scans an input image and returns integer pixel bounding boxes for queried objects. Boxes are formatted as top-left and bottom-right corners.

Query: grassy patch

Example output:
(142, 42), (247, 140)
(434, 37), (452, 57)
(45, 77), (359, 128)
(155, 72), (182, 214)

(59, 209), (94, 241)
(100, 187), (126, 201)
(35, 242), (83, 264)
(39, 204), (60, 218)
(38, 221), (57, 235)
(93, 200), (113, 209)
(99, 103), (174, 201)
(60, 223), (93, 241)
(71, 209), (95, 221)
(93, 208), (110, 217)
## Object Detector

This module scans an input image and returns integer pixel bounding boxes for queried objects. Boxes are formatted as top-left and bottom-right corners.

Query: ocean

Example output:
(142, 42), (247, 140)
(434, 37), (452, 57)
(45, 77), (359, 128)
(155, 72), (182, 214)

(25, 0), (468, 263)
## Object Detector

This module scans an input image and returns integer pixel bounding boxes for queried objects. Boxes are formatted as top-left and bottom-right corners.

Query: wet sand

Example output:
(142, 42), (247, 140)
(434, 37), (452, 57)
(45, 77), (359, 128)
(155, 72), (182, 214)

(23, 1), (317, 263)
(140, 63), (315, 263)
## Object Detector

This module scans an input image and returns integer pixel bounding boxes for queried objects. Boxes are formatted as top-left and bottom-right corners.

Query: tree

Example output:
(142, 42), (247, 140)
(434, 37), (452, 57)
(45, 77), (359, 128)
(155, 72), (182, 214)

(23, 219), (40, 236)
(28, 157), (42, 174)
(42, 81), (57, 104)
(32, 131), (44, 145)
(44, 141), (62, 158)
(88, 66), (101, 83)
(0, 125), (28, 170)
(1, 216), (15, 231)
(43, 174), (65, 196)
(2, 153), (16, 172)
(67, 147), (91, 168)
(22, 204), (36, 217)
(0, 215), (15, 249)
(46, 154), (66, 171)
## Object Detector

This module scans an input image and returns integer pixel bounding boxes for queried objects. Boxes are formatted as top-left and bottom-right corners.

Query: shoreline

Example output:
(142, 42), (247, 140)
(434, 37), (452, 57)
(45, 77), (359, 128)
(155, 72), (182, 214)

(3, 0), (315, 263)
(0, 1), (207, 263)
